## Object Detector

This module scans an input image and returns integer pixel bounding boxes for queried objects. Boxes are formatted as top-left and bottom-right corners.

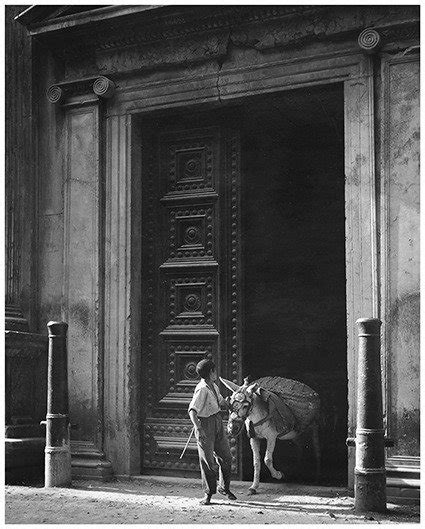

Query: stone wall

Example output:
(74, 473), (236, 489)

(5, 5), (35, 329)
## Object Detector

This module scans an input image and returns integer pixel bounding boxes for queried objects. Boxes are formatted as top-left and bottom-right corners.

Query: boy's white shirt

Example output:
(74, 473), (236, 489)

(188, 379), (225, 417)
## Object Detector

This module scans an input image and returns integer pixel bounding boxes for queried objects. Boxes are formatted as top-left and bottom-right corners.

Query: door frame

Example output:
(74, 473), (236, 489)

(103, 51), (378, 487)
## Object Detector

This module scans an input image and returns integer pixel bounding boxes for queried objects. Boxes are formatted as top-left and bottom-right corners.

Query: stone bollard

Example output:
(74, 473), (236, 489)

(44, 321), (71, 487)
(354, 318), (386, 513)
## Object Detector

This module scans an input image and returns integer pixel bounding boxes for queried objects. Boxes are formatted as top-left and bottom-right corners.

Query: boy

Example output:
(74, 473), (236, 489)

(188, 359), (237, 505)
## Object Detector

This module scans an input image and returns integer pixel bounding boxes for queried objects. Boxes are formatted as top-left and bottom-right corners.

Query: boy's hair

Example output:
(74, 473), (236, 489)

(196, 359), (215, 379)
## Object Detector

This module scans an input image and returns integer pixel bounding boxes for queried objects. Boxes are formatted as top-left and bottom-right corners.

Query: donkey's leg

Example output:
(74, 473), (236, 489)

(311, 422), (321, 482)
(248, 437), (261, 495)
(264, 436), (282, 480)
(249, 438), (261, 495)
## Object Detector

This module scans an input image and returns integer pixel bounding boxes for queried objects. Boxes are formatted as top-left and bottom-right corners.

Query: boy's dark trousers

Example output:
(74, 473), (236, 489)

(196, 412), (232, 495)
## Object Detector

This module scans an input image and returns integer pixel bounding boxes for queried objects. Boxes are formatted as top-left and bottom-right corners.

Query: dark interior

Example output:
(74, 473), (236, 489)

(240, 84), (348, 485)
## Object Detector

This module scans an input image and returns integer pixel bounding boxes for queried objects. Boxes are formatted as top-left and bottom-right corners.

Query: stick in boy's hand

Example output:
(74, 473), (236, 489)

(179, 426), (195, 459)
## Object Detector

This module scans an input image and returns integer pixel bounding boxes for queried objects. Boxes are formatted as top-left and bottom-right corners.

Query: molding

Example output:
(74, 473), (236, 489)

(139, 123), (157, 430)
(380, 55), (391, 441)
(17, 5), (166, 33)
(155, 436), (198, 454)
(41, 6), (320, 51)
(144, 420), (199, 472)
(70, 440), (109, 459)
(158, 393), (193, 407)
(226, 129), (242, 387)
(114, 51), (361, 115)
(71, 445), (114, 480)
(159, 260), (219, 270)
(160, 192), (219, 205)
(160, 327), (219, 337)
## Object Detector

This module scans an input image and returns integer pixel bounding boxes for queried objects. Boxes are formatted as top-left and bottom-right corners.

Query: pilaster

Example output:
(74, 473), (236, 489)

(46, 77), (115, 480)
(343, 53), (378, 488)
(103, 112), (141, 475)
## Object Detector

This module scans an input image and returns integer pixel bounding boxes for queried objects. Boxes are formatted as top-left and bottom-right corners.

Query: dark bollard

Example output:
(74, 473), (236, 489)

(354, 318), (386, 513)
(45, 321), (71, 487)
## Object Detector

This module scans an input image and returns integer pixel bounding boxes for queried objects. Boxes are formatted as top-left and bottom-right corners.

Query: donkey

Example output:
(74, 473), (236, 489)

(220, 376), (321, 495)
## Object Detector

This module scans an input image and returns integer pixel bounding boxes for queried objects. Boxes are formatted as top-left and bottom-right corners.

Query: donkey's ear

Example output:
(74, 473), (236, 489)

(246, 383), (259, 396)
(249, 384), (268, 400)
(219, 377), (240, 393)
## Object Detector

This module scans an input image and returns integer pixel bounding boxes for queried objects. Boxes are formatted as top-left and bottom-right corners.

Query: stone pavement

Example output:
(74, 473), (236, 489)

(5, 476), (420, 525)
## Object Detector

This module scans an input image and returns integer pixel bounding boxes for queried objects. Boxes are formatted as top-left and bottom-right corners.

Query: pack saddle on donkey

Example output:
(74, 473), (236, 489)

(220, 376), (321, 495)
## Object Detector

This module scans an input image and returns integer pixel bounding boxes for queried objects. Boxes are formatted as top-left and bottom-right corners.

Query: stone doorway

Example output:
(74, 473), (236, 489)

(139, 83), (347, 485)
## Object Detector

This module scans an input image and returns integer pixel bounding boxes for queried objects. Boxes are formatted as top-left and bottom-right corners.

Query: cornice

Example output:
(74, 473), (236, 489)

(40, 5), (324, 59)
(16, 5), (165, 33)
(30, 4), (419, 84)
(40, 5), (419, 64)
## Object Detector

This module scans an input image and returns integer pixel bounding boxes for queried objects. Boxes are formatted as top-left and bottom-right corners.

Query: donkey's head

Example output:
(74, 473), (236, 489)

(220, 377), (259, 437)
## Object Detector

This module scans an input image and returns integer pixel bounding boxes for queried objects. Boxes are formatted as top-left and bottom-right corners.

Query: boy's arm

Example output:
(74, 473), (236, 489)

(220, 394), (231, 410)
(188, 409), (207, 442)
(212, 382), (230, 410)
(217, 385), (230, 410)
(188, 387), (208, 442)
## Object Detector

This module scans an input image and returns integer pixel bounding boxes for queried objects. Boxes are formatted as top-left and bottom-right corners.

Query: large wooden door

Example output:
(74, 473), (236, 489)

(140, 111), (241, 476)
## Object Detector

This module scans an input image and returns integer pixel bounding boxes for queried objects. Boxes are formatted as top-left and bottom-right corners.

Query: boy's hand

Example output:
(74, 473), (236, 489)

(220, 396), (232, 412)
(195, 426), (207, 443)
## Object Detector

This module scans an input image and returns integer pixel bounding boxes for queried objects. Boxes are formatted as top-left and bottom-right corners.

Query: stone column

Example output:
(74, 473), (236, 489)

(45, 322), (71, 487)
(354, 318), (386, 512)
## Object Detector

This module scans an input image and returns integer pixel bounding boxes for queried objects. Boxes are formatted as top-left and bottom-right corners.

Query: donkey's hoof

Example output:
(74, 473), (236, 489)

(273, 471), (283, 480)
(248, 488), (257, 496)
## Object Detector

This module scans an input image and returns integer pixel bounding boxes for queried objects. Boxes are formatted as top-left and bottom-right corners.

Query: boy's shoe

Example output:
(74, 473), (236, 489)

(200, 494), (212, 505)
(217, 487), (237, 500)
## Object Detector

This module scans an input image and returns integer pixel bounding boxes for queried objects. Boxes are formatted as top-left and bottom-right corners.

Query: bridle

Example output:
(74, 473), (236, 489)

(228, 391), (254, 437)
(228, 388), (273, 436)
(231, 391), (254, 417)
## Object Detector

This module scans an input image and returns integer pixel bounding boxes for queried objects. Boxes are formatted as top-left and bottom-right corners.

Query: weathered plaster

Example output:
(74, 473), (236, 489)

(62, 106), (102, 450)
(381, 56), (420, 459)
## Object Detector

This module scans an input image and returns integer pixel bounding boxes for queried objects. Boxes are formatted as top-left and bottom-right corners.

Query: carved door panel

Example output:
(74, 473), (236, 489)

(141, 114), (241, 476)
